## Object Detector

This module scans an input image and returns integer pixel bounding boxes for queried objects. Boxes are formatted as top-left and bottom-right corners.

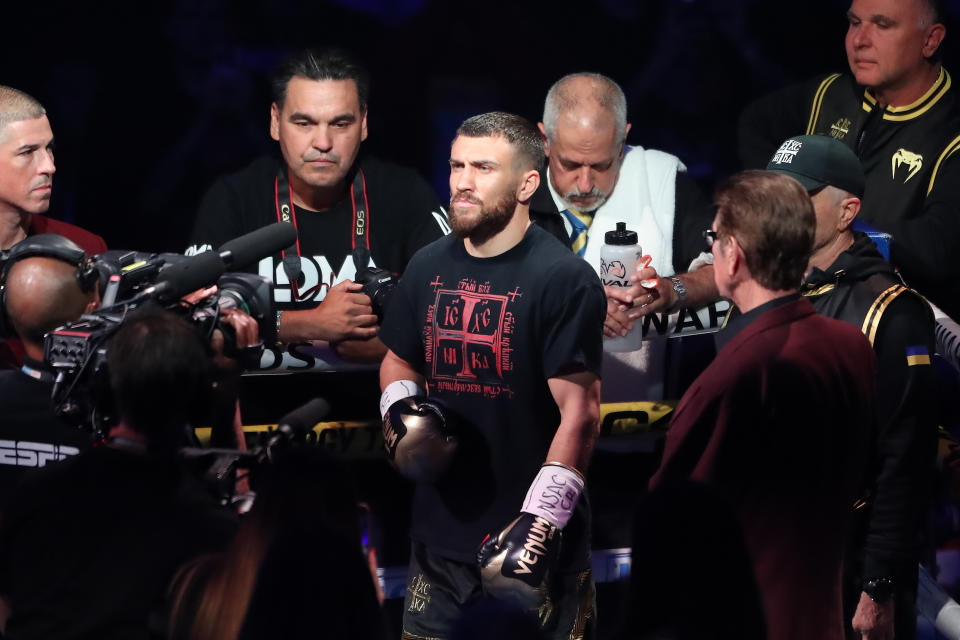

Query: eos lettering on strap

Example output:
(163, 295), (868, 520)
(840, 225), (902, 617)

(520, 462), (585, 530)
(274, 167), (372, 299)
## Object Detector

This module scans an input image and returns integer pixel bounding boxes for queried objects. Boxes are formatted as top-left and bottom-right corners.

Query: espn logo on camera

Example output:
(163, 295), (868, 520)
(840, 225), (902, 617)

(0, 440), (80, 468)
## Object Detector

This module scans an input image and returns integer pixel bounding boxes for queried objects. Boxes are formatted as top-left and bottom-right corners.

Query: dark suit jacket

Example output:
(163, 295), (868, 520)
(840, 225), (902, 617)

(650, 297), (877, 640)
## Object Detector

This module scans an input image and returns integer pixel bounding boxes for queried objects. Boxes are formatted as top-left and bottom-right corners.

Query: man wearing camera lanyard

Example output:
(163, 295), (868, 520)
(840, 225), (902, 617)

(187, 47), (449, 368)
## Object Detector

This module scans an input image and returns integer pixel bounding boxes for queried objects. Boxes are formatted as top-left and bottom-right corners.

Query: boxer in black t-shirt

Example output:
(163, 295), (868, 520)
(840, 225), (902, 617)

(380, 112), (605, 639)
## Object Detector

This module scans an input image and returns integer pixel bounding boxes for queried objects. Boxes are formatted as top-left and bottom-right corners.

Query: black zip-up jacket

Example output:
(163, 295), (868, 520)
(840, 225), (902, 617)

(741, 69), (960, 320)
(802, 232), (937, 582)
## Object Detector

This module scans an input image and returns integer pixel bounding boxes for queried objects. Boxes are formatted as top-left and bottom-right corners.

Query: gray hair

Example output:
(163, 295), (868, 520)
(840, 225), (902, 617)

(456, 111), (544, 172)
(542, 73), (627, 144)
(0, 86), (46, 134)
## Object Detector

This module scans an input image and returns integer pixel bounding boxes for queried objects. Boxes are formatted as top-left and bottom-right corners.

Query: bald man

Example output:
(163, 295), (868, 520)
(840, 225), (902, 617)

(530, 72), (716, 402)
(0, 253), (99, 506)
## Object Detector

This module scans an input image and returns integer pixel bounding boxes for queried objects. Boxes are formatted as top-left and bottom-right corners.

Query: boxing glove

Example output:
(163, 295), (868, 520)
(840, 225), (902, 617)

(478, 462), (585, 614)
(477, 512), (560, 615)
(381, 391), (458, 483)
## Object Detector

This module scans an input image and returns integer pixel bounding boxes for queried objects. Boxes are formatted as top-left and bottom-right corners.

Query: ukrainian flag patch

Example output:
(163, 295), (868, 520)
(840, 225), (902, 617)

(906, 346), (931, 366)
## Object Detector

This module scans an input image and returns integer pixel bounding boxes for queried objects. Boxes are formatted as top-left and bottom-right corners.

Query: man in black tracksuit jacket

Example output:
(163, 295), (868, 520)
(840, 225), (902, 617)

(769, 134), (937, 640)
(739, 0), (960, 321)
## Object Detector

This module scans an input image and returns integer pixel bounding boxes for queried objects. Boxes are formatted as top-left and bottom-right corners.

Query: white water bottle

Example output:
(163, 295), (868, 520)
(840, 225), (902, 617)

(600, 222), (643, 352)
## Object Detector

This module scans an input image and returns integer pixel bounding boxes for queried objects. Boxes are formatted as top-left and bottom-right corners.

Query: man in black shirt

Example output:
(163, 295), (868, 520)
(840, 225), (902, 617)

(187, 48), (448, 369)
(739, 0), (960, 320)
(0, 306), (236, 639)
(768, 134), (937, 640)
(379, 112), (605, 639)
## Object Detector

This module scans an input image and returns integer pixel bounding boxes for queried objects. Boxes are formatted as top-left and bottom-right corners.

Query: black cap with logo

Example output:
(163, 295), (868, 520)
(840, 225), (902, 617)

(765, 134), (865, 198)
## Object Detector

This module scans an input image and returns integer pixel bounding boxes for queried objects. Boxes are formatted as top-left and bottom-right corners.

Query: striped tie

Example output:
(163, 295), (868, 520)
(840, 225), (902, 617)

(560, 208), (593, 257)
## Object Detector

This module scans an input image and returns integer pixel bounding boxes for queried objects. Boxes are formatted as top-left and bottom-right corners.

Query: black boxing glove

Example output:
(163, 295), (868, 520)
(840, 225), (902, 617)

(477, 462), (585, 615)
(380, 380), (458, 483)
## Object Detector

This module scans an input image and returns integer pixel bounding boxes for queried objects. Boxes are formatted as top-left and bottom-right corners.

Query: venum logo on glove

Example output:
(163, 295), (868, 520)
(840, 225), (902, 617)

(478, 512), (560, 610)
(512, 515), (556, 577)
(381, 413), (405, 458)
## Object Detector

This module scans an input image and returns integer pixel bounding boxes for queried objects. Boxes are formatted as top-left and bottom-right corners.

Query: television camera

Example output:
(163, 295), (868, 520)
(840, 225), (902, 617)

(7, 223), (298, 433)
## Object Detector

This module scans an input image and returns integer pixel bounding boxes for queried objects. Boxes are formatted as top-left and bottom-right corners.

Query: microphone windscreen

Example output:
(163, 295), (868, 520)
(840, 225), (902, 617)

(154, 251), (226, 302)
(218, 223), (298, 270)
(277, 398), (331, 435)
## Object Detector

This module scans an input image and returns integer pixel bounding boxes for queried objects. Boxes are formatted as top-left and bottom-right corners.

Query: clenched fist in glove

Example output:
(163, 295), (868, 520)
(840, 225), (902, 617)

(380, 380), (458, 483)
(478, 462), (585, 616)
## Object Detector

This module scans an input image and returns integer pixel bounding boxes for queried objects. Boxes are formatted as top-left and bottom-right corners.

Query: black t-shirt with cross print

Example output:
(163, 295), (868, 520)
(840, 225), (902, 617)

(380, 224), (605, 567)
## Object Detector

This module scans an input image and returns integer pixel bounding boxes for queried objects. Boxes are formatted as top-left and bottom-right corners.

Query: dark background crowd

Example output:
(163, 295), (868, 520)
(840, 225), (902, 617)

(6, 0), (951, 255)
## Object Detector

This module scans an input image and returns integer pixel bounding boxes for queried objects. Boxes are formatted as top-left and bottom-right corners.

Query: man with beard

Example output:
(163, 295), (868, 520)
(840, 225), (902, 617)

(188, 48), (448, 368)
(378, 112), (605, 639)
(530, 73), (716, 401)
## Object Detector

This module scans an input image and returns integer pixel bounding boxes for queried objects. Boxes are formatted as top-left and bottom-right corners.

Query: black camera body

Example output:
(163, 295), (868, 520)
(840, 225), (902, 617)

(41, 251), (274, 433)
(354, 266), (398, 323)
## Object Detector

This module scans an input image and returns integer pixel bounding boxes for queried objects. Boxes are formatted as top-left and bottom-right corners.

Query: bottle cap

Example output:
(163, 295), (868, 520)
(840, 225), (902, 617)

(604, 222), (638, 245)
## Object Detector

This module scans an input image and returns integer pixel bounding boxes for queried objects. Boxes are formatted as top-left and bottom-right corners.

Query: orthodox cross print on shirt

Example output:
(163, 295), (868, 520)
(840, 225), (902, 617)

(429, 278), (519, 395)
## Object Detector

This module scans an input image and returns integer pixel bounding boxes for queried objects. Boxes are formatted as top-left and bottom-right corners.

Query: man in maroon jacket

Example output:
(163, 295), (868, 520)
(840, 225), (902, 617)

(650, 171), (877, 640)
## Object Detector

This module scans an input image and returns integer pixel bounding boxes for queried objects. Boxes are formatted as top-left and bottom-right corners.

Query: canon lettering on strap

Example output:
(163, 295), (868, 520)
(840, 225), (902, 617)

(520, 461), (585, 530)
(379, 380), (426, 418)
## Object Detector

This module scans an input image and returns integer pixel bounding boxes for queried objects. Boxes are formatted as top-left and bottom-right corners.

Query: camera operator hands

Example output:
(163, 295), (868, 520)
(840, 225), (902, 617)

(278, 281), (387, 362)
(211, 307), (261, 372)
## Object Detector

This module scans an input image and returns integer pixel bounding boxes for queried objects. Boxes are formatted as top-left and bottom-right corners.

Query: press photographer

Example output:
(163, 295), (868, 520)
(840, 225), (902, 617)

(0, 306), (238, 639)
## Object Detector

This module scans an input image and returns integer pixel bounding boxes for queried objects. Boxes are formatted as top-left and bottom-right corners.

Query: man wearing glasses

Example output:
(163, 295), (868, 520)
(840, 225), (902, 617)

(651, 170), (877, 640)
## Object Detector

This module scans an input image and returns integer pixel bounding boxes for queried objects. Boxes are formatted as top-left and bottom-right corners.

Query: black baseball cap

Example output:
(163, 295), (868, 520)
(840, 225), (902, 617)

(765, 134), (865, 198)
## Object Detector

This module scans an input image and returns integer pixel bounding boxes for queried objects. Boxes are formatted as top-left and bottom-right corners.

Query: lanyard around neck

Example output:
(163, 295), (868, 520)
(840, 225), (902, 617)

(274, 166), (371, 300)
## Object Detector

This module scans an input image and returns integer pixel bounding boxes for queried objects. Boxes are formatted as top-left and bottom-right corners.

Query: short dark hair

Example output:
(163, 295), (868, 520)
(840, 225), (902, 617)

(107, 305), (213, 444)
(456, 111), (544, 172)
(714, 171), (815, 291)
(922, 0), (944, 24)
(0, 85), (46, 136)
(270, 47), (370, 112)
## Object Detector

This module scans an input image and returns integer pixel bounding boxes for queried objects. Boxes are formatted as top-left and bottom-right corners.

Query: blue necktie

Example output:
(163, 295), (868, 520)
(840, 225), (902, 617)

(560, 209), (590, 257)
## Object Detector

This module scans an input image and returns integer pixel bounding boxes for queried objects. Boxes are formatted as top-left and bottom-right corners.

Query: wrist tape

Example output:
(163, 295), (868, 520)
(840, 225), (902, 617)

(520, 462), (585, 530)
(379, 380), (426, 419)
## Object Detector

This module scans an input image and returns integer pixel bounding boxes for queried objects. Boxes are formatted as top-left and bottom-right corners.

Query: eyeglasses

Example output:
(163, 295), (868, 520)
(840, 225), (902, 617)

(703, 229), (720, 248)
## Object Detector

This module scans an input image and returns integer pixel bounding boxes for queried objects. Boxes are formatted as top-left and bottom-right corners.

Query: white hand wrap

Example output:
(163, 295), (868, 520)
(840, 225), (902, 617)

(520, 462), (585, 530)
(379, 380), (426, 419)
